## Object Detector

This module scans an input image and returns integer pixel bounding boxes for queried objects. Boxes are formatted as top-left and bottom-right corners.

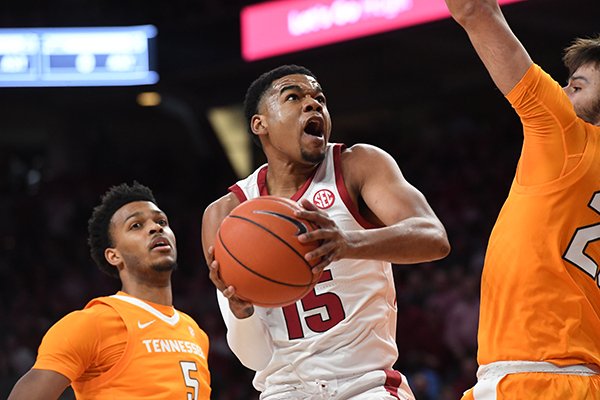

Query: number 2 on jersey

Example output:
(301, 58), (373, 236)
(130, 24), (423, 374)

(563, 191), (600, 287)
(282, 269), (346, 339)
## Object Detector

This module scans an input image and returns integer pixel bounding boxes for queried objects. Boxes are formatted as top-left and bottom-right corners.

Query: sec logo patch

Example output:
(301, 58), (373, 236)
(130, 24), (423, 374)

(313, 189), (335, 209)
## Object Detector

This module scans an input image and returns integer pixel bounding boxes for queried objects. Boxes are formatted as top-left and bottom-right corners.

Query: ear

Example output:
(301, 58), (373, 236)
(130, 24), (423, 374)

(105, 247), (122, 268)
(251, 114), (267, 137)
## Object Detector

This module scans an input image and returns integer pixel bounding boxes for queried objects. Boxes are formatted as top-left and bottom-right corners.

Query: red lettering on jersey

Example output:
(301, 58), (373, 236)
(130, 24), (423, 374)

(313, 189), (335, 209)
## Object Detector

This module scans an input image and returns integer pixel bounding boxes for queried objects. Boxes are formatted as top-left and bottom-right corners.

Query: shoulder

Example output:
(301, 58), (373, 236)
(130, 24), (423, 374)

(38, 305), (116, 358)
(340, 143), (402, 182)
(340, 143), (396, 165)
(203, 192), (241, 224)
(46, 304), (115, 339)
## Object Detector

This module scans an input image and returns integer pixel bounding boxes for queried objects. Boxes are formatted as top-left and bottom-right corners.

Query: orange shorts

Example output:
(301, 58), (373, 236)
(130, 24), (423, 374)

(462, 372), (600, 400)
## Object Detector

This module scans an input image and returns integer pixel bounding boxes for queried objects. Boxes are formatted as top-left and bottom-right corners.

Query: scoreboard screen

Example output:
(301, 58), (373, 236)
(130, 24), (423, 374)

(0, 25), (158, 87)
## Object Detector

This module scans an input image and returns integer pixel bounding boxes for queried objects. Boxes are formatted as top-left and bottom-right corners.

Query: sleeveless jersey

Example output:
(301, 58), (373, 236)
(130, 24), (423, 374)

(229, 143), (400, 395)
(477, 64), (600, 366)
(34, 292), (211, 399)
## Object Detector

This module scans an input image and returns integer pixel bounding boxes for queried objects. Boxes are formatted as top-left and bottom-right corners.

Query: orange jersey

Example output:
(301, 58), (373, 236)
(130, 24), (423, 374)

(33, 292), (211, 399)
(477, 64), (600, 366)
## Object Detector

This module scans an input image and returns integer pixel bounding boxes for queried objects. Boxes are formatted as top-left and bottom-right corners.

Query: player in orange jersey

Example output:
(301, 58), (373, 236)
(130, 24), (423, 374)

(444, 0), (600, 398)
(8, 182), (211, 400)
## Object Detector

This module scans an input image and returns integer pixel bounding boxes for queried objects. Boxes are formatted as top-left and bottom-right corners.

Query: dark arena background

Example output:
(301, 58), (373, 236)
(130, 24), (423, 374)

(1, 0), (597, 399)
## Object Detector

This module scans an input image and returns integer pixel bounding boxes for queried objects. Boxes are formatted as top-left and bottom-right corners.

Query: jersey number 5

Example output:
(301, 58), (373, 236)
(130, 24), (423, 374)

(180, 361), (199, 400)
(563, 191), (600, 287)
(282, 270), (346, 340)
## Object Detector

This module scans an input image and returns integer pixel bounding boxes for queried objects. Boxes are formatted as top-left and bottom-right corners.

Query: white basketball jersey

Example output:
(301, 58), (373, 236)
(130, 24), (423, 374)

(229, 143), (399, 396)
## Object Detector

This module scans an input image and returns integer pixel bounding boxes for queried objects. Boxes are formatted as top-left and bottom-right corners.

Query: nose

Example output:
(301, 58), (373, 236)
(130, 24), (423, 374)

(149, 223), (164, 235)
(562, 85), (574, 100)
(303, 96), (323, 113)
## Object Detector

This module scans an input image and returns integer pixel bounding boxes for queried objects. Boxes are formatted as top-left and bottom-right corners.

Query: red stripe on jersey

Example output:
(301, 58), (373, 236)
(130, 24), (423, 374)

(384, 369), (402, 399)
(332, 143), (378, 229)
(229, 184), (247, 203)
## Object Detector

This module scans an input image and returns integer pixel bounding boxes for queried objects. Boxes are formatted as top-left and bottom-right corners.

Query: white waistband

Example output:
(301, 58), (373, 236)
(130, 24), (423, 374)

(478, 361), (599, 380)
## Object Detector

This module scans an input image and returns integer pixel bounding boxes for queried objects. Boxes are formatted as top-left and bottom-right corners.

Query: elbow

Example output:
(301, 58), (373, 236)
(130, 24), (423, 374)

(226, 334), (273, 371)
(431, 227), (451, 261)
(451, 0), (494, 27)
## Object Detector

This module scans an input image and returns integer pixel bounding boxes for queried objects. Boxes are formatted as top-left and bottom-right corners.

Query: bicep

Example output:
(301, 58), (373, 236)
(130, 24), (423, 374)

(8, 369), (70, 400)
(353, 146), (438, 226)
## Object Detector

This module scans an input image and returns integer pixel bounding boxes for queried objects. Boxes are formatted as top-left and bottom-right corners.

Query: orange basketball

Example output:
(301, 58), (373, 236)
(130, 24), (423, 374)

(214, 196), (322, 307)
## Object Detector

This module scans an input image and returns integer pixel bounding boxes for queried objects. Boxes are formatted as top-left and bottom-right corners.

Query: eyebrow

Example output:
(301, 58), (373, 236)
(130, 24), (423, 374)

(123, 209), (164, 223)
(570, 75), (589, 83)
(279, 84), (323, 95)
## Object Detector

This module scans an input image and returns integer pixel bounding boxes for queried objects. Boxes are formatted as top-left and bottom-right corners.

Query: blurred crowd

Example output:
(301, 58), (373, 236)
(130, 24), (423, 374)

(0, 90), (522, 399)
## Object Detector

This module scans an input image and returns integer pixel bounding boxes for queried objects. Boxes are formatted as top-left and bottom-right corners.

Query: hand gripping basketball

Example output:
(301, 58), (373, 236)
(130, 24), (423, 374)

(214, 196), (323, 307)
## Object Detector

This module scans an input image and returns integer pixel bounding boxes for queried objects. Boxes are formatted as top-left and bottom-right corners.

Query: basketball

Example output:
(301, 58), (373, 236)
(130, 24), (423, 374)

(214, 196), (322, 307)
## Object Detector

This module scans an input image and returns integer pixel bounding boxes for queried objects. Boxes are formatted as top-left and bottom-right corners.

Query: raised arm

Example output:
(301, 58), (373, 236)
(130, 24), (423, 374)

(445, 0), (532, 95)
(201, 193), (274, 371)
(8, 369), (70, 400)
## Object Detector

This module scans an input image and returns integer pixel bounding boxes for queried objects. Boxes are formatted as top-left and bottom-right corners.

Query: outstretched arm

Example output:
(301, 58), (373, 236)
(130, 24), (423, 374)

(445, 0), (532, 95)
(8, 369), (70, 400)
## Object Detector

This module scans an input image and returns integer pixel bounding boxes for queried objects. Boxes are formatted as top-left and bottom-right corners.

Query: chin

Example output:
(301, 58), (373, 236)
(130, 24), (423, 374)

(301, 148), (326, 164)
(152, 261), (178, 272)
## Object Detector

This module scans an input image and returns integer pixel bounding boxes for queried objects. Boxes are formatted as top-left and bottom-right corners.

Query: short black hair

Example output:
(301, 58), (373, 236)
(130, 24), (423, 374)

(87, 181), (157, 278)
(243, 64), (317, 147)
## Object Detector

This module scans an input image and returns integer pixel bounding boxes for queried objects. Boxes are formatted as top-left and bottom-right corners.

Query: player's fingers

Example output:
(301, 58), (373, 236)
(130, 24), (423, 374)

(298, 227), (337, 243)
(298, 198), (318, 210)
(294, 207), (332, 227)
(310, 251), (337, 272)
(304, 241), (338, 262)
(208, 260), (228, 288)
(223, 286), (236, 298)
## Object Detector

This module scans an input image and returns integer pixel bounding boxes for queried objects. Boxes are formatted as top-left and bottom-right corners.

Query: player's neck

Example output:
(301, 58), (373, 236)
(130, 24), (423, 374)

(265, 158), (318, 198)
(120, 282), (173, 306)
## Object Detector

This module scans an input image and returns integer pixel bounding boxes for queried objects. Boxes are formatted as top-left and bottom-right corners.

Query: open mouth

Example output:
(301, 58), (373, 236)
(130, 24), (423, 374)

(304, 117), (324, 138)
(150, 237), (170, 250)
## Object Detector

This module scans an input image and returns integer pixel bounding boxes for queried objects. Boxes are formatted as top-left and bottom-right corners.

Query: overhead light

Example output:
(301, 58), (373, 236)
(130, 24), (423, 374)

(208, 105), (252, 178)
(137, 91), (161, 107)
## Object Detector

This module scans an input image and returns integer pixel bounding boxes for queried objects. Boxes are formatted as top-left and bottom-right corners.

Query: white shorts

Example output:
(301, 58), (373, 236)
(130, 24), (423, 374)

(260, 370), (415, 400)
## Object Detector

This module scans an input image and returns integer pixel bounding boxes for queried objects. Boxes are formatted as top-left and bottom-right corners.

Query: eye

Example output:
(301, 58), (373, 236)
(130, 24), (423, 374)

(315, 95), (326, 104)
(285, 93), (299, 101)
(130, 222), (142, 230)
(157, 219), (168, 226)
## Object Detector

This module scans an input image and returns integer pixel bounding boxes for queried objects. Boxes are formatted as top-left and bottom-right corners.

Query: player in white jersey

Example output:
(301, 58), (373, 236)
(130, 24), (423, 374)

(202, 65), (450, 400)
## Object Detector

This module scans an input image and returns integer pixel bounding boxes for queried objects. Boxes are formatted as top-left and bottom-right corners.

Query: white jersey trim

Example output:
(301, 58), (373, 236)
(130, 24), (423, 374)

(111, 294), (180, 326)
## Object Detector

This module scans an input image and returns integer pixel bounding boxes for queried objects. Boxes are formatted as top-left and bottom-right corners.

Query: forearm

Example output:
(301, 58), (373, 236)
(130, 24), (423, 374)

(216, 291), (273, 371)
(446, 0), (531, 95)
(344, 217), (449, 264)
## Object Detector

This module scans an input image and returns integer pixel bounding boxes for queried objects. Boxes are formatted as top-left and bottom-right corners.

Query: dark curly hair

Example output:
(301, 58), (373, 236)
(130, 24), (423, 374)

(243, 64), (317, 147)
(87, 181), (157, 278)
